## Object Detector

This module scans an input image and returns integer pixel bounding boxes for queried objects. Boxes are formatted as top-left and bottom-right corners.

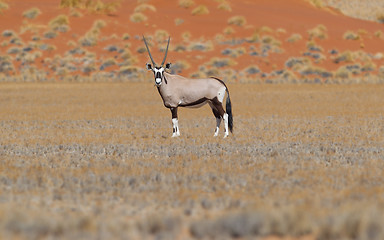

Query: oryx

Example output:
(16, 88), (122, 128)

(143, 36), (233, 138)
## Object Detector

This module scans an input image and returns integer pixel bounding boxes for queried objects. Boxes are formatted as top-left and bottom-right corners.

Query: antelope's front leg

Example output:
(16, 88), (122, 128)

(170, 107), (180, 137)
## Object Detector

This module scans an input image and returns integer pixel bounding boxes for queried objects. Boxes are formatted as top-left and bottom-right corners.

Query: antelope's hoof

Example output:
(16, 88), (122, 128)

(172, 133), (180, 138)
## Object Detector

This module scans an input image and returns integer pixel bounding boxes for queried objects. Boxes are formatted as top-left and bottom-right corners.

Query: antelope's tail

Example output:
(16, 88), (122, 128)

(225, 88), (233, 133)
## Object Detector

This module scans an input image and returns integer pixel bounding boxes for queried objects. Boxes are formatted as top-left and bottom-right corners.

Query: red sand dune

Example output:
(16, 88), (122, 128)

(0, 0), (383, 81)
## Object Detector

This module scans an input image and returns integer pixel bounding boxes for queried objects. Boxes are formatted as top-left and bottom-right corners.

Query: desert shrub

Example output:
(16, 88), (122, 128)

(228, 16), (247, 26)
(100, 58), (116, 70)
(299, 66), (331, 78)
(2, 30), (14, 37)
(218, 1), (231, 11)
(374, 30), (384, 39)
(379, 66), (384, 77)
(262, 35), (281, 46)
(44, 31), (57, 39)
(178, 0), (195, 9)
(209, 57), (236, 68)
(169, 60), (190, 74)
(223, 26), (235, 35)
(134, 3), (156, 12)
(79, 19), (106, 46)
(286, 33), (302, 43)
(361, 62), (376, 72)
(23, 7), (41, 19)
(335, 66), (351, 78)
(333, 51), (355, 63)
(0, 55), (14, 73)
(155, 30), (169, 43)
(60, 0), (120, 14)
(258, 26), (273, 34)
(173, 44), (186, 52)
(70, 8), (83, 17)
(122, 33), (130, 40)
(191, 5), (209, 15)
(49, 14), (69, 32)
(7, 47), (21, 54)
(244, 65), (260, 75)
(181, 31), (191, 41)
(343, 31), (360, 40)
(188, 41), (213, 51)
(130, 12), (147, 23)
(0, 1), (8, 14)
(285, 57), (311, 70)
(377, 13), (384, 24)
(308, 24), (328, 40)
(174, 18), (184, 26)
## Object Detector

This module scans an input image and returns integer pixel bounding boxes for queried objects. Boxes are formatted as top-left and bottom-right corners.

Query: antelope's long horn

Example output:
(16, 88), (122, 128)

(143, 36), (156, 66)
(161, 36), (170, 67)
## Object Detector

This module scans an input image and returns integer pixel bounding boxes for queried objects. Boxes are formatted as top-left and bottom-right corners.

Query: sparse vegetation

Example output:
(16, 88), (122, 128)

(343, 30), (360, 40)
(308, 24), (328, 40)
(227, 15), (247, 26)
(191, 5), (209, 15)
(178, 0), (195, 9)
(60, 0), (120, 14)
(0, 0), (8, 14)
(286, 33), (302, 43)
(22, 7), (41, 19)
(217, 1), (231, 11)
(130, 12), (147, 23)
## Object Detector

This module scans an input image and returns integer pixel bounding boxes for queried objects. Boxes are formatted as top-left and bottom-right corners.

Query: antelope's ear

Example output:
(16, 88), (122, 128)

(165, 63), (171, 69)
(146, 63), (152, 70)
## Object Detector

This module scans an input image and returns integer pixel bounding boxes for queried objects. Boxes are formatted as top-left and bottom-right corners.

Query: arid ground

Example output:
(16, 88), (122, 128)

(1, 0), (384, 239)
(1, 83), (384, 239)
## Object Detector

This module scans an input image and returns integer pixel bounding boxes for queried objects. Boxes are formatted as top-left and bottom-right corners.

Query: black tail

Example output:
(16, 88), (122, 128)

(226, 89), (233, 133)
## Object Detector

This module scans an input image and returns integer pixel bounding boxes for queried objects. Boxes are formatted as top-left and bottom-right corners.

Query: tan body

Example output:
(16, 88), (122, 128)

(143, 36), (233, 137)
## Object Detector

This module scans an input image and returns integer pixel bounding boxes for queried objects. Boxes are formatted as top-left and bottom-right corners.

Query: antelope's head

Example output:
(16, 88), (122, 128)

(143, 36), (171, 86)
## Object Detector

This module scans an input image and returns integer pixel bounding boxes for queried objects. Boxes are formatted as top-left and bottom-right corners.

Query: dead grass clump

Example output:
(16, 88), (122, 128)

(208, 57), (236, 68)
(376, 13), (384, 24)
(0, 55), (14, 73)
(22, 7), (41, 19)
(134, 3), (156, 13)
(2, 30), (15, 37)
(79, 19), (106, 46)
(285, 57), (312, 70)
(169, 60), (190, 74)
(334, 66), (351, 78)
(361, 61), (377, 72)
(286, 33), (302, 43)
(191, 5), (209, 15)
(49, 14), (70, 32)
(333, 50), (355, 63)
(243, 65), (260, 75)
(188, 41), (214, 51)
(0, 1), (8, 14)
(308, 24), (328, 40)
(178, 0), (195, 9)
(343, 30), (360, 40)
(228, 15), (247, 26)
(155, 30), (169, 43)
(218, 1), (231, 11)
(223, 26), (235, 35)
(174, 18), (184, 26)
(60, 0), (120, 14)
(130, 12), (147, 23)
(44, 31), (57, 39)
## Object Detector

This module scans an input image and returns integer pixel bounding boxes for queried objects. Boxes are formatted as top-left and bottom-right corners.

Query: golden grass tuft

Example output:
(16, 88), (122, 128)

(227, 15), (247, 26)
(286, 33), (302, 43)
(130, 12), (147, 23)
(191, 5), (209, 15)
(178, 0), (195, 9)
(307, 0), (323, 8)
(22, 7), (41, 19)
(134, 3), (156, 13)
(0, 1), (8, 14)
(343, 30), (360, 40)
(217, 1), (231, 11)
(308, 24), (328, 40)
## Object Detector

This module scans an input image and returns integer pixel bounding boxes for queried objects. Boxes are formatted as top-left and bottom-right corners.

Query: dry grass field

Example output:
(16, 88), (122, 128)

(1, 82), (384, 239)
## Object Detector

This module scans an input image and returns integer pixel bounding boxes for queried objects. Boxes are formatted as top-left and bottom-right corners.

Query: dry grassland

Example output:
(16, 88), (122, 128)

(1, 82), (384, 239)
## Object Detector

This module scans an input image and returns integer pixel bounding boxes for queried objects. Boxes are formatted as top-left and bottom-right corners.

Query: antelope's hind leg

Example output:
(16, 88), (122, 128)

(210, 99), (229, 138)
(170, 107), (180, 137)
(209, 104), (222, 137)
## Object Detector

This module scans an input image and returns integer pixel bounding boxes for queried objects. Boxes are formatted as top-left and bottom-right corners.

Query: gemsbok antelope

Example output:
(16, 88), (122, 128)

(143, 36), (233, 138)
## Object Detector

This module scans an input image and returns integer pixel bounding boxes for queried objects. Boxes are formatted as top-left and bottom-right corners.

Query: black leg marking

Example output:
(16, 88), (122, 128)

(171, 107), (178, 119)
